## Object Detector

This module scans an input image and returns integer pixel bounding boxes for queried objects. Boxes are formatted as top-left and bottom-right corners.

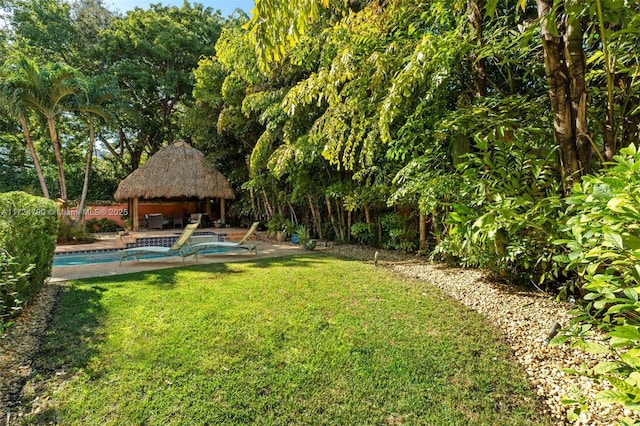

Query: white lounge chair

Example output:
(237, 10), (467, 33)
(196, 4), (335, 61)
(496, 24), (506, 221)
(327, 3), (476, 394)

(192, 222), (259, 255)
(119, 223), (199, 265)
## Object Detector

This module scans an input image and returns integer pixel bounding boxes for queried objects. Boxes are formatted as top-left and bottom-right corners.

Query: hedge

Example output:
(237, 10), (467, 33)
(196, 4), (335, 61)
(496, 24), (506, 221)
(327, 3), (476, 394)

(0, 192), (58, 330)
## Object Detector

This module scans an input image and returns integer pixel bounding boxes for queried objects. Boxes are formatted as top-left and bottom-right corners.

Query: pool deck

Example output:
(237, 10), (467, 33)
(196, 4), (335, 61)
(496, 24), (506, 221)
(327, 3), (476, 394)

(51, 227), (305, 281)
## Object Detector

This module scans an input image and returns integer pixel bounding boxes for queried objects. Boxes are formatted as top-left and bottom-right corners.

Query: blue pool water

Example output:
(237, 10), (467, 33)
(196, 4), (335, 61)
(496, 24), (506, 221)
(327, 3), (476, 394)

(54, 247), (230, 267)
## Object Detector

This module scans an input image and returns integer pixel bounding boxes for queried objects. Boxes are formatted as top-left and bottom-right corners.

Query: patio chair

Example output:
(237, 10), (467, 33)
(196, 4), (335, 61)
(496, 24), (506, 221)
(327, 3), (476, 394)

(146, 213), (173, 230)
(119, 223), (199, 265)
(192, 222), (259, 255)
(189, 213), (203, 226)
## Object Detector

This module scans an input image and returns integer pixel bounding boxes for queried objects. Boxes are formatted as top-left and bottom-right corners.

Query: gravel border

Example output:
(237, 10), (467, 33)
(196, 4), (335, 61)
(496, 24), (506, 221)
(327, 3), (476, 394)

(1, 281), (63, 425)
(1, 245), (635, 425)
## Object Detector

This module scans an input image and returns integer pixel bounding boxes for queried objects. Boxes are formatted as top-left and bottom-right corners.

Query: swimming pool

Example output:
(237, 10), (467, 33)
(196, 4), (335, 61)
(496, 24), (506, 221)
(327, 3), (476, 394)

(53, 246), (231, 267)
(54, 249), (122, 267)
(53, 232), (230, 267)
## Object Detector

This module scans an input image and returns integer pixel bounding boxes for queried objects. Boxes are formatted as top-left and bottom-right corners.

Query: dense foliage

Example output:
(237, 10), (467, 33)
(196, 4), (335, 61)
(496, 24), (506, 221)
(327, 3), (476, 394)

(0, 192), (57, 331)
(550, 145), (640, 422)
(2, 0), (640, 420)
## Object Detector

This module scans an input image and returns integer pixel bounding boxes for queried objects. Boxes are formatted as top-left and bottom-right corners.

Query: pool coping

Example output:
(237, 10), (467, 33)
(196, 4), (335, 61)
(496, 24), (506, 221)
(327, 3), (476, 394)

(51, 227), (307, 281)
(51, 241), (305, 281)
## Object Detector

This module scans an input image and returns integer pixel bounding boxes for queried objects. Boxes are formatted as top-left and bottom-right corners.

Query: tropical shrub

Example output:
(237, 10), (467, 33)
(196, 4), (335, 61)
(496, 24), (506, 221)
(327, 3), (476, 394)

(0, 192), (58, 329)
(294, 225), (316, 249)
(86, 218), (118, 233)
(435, 134), (565, 286)
(350, 221), (376, 246)
(381, 212), (416, 252)
(0, 250), (32, 333)
(266, 213), (286, 233)
(552, 144), (640, 421)
(57, 220), (94, 243)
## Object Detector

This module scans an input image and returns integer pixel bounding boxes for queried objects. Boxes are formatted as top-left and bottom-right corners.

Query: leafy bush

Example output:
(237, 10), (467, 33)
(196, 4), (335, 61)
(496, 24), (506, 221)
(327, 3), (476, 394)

(266, 213), (286, 232)
(321, 221), (337, 242)
(0, 192), (58, 329)
(381, 212), (416, 252)
(57, 220), (94, 243)
(552, 144), (640, 421)
(294, 225), (316, 249)
(350, 221), (376, 245)
(0, 250), (32, 333)
(435, 134), (565, 286)
(86, 218), (118, 233)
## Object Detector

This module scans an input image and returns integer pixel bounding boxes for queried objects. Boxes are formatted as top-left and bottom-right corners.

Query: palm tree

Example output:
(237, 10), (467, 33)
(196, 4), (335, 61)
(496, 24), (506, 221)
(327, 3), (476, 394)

(11, 57), (83, 201)
(73, 75), (118, 224)
(1, 63), (51, 198)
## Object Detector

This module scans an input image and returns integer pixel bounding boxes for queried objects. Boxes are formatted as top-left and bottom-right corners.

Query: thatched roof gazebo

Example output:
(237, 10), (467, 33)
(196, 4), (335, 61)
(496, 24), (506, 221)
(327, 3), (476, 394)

(114, 141), (235, 231)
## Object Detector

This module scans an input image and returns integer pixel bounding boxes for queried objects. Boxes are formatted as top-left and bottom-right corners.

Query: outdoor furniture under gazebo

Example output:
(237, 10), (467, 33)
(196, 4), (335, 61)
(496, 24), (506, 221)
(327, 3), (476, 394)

(114, 141), (235, 231)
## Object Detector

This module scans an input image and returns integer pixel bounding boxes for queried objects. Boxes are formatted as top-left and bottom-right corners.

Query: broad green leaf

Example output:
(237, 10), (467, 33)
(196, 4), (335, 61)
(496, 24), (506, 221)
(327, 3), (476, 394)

(608, 196), (629, 213)
(549, 334), (571, 346)
(621, 350), (640, 368)
(584, 292), (602, 301)
(596, 389), (633, 405)
(623, 235), (640, 251)
(610, 325), (640, 341)
(604, 229), (624, 249)
(566, 408), (579, 423)
(485, 0), (498, 18)
(628, 371), (640, 386)
(575, 340), (610, 354)
(606, 304), (639, 315)
(624, 288), (639, 302)
(593, 361), (622, 375)
(608, 376), (640, 396)
(449, 212), (465, 223)
(594, 300), (607, 310)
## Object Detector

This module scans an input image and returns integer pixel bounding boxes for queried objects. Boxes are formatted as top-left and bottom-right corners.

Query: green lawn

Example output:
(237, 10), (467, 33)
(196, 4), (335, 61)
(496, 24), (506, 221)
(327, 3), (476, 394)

(23, 255), (548, 425)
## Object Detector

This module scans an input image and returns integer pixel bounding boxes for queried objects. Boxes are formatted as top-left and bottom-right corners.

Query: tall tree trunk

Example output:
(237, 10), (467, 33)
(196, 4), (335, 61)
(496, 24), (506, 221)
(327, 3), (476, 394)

(468, 0), (487, 97)
(419, 211), (427, 252)
(337, 198), (346, 241)
(325, 195), (341, 241)
(76, 117), (95, 225)
(308, 195), (323, 240)
(130, 147), (142, 171)
(47, 117), (67, 200)
(19, 115), (50, 199)
(249, 187), (259, 219)
(537, 0), (589, 187)
(565, 0), (591, 174)
(287, 200), (298, 226)
(364, 203), (371, 225)
(262, 189), (274, 217)
(594, 0), (616, 160)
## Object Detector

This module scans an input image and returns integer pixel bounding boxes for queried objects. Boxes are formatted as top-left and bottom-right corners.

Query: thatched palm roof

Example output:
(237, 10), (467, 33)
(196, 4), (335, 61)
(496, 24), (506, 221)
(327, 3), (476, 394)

(114, 141), (235, 201)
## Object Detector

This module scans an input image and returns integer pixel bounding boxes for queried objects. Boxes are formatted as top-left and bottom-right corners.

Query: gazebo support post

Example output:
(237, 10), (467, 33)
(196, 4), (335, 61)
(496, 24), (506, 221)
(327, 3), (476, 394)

(220, 198), (226, 223)
(205, 197), (212, 221)
(132, 197), (139, 231)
